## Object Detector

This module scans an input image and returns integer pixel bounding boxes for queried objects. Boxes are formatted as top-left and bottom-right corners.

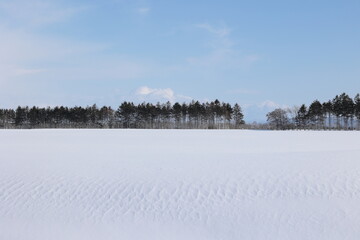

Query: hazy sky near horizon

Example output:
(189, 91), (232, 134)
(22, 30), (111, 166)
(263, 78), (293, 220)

(1, 0), (359, 121)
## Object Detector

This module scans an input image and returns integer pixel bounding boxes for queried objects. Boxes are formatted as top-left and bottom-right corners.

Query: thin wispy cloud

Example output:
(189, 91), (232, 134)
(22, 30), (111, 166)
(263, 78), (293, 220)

(0, 26), (107, 83)
(5, 65), (47, 77)
(58, 58), (156, 81)
(227, 88), (260, 95)
(187, 23), (259, 68)
(0, 27), (104, 59)
(0, 0), (88, 27)
(195, 23), (231, 38)
(195, 23), (233, 50)
(136, 7), (150, 15)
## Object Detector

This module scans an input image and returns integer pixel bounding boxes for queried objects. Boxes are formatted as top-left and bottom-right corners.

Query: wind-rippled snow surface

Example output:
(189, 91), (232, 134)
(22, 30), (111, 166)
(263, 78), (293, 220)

(1, 130), (360, 240)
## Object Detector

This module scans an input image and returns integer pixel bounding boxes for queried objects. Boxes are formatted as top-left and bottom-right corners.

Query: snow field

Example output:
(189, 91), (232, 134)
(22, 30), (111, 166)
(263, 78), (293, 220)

(0, 130), (360, 240)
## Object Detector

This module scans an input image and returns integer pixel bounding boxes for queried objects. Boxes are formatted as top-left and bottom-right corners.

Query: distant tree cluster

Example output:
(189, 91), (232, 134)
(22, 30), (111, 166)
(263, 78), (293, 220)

(266, 93), (360, 130)
(0, 100), (245, 129)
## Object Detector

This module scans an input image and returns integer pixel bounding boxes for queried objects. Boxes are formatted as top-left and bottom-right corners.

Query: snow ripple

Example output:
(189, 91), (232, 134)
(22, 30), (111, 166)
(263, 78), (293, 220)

(1, 171), (360, 225)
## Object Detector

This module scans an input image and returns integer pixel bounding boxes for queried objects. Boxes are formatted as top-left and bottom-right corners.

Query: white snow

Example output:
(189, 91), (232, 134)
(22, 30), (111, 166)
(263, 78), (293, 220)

(0, 130), (360, 240)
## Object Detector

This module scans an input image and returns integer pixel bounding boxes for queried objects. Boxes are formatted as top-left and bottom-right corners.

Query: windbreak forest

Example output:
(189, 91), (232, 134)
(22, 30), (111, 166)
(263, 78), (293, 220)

(3, 92), (360, 130)
(267, 93), (360, 130)
(0, 100), (245, 129)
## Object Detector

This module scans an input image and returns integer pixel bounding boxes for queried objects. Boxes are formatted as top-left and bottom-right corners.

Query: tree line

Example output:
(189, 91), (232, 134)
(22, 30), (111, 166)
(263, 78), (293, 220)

(266, 93), (360, 130)
(0, 100), (245, 129)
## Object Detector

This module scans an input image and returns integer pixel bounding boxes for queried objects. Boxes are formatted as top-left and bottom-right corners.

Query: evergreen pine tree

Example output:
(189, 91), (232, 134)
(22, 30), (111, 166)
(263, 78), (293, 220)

(295, 104), (308, 129)
(354, 94), (360, 129)
(233, 104), (244, 128)
(322, 101), (333, 129)
(308, 100), (324, 129)
(15, 106), (27, 127)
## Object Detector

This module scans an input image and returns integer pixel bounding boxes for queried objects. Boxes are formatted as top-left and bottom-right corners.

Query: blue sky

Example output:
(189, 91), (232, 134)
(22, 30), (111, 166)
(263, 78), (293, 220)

(1, 0), (359, 122)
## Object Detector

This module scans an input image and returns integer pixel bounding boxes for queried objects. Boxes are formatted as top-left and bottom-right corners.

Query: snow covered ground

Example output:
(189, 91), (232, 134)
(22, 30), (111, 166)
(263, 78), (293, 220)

(0, 130), (360, 240)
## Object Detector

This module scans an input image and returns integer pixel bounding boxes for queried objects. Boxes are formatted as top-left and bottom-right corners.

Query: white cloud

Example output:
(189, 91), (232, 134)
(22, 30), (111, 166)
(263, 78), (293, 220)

(135, 86), (192, 103)
(136, 86), (175, 102)
(136, 86), (155, 95)
(258, 100), (288, 109)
